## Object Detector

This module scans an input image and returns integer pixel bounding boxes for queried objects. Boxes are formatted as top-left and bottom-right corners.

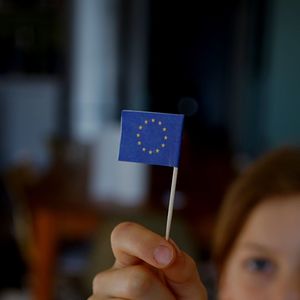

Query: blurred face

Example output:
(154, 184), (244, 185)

(219, 195), (300, 300)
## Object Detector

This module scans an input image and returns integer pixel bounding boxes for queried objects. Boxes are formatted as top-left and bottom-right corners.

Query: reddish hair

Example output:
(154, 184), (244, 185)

(213, 147), (300, 273)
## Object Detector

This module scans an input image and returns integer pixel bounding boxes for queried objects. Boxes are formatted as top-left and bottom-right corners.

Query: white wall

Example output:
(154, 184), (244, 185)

(69, 0), (120, 142)
(68, 0), (150, 204)
(0, 77), (61, 169)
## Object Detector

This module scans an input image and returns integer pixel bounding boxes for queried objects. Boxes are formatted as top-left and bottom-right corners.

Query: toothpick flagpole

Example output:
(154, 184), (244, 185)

(165, 167), (178, 240)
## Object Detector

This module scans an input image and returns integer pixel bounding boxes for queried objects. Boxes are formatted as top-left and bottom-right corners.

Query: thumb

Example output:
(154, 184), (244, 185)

(162, 240), (207, 299)
(111, 222), (207, 299)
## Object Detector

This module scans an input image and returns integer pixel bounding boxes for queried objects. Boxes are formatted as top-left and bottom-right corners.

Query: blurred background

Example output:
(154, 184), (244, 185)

(0, 0), (300, 299)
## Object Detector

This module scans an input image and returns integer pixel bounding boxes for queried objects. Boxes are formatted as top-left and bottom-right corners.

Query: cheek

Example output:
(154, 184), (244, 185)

(218, 262), (268, 300)
(218, 270), (249, 300)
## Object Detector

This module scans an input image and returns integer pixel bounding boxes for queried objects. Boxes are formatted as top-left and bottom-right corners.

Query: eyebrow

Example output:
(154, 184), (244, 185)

(240, 242), (274, 255)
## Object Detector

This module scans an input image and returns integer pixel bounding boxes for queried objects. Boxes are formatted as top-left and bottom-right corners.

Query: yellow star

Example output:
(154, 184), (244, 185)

(152, 118), (155, 123)
(149, 150), (153, 154)
(164, 136), (168, 140)
(156, 149), (160, 153)
(142, 148), (146, 152)
(139, 125), (143, 130)
(144, 120), (148, 124)
(161, 143), (165, 148)
(137, 141), (142, 145)
(158, 121), (162, 125)
(163, 127), (167, 131)
(136, 133), (141, 138)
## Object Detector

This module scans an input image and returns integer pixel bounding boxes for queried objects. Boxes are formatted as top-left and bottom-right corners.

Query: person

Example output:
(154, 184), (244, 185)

(89, 147), (300, 299)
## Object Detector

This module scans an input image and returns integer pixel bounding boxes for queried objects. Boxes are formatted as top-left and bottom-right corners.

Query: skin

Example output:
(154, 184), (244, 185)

(89, 222), (207, 300)
(90, 195), (300, 299)
(219, 195), (300, 300)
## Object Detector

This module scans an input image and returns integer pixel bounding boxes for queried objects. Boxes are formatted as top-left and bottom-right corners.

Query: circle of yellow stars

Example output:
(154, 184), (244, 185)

(136, 118), (168, 155)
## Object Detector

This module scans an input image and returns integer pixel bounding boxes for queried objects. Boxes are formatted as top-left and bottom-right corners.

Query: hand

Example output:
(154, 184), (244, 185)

(89, 222), (207, 299)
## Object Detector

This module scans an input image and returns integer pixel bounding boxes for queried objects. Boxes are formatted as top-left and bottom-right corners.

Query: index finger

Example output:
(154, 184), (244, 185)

(111, 222), (176, 269)
(111, 222), (207, 299)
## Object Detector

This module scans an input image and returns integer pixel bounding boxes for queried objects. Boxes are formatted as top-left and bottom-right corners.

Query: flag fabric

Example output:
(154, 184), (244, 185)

(119, 110), (184, 167)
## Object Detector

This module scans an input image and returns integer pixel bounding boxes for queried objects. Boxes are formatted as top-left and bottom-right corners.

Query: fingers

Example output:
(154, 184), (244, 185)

(164, 250), (208, 299)
(110, 222), (207, 300)
(111, 222), (175, 269)
(92, 264), (176, 300)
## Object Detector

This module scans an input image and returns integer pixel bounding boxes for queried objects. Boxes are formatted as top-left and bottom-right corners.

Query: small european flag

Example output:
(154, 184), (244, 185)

(119, 110), (184, 167)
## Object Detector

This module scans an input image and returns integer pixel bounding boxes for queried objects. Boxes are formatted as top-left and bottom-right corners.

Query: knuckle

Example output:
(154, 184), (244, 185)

(179, 252), (199, 282)
(92, 272), (105, 294)
(111, 221), (135, 242)
(185, 253), (198, 271)
(125, 265), (154, 297)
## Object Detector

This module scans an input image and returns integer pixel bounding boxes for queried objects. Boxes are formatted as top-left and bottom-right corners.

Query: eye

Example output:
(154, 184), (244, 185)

(244, 257), (275, 275)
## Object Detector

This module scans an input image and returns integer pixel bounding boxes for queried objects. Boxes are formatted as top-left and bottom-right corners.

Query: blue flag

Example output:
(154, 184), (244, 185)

(119, 110), (184, 167)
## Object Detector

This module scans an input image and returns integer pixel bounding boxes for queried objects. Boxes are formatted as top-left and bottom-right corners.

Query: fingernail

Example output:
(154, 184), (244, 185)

(153, 245), (173, 266)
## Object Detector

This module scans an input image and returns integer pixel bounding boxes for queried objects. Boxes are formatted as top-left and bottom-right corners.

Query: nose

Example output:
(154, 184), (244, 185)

(286, 292), (300, 300)
(275, 274), (300, 300)
(286, 293), (300, 300)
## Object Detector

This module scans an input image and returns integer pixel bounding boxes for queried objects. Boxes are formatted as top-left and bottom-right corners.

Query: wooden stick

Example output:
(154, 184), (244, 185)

(165, 167), (178, 240)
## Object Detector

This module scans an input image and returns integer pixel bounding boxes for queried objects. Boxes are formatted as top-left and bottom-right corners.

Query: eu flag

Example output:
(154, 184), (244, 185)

(119, 110), (184, 167)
